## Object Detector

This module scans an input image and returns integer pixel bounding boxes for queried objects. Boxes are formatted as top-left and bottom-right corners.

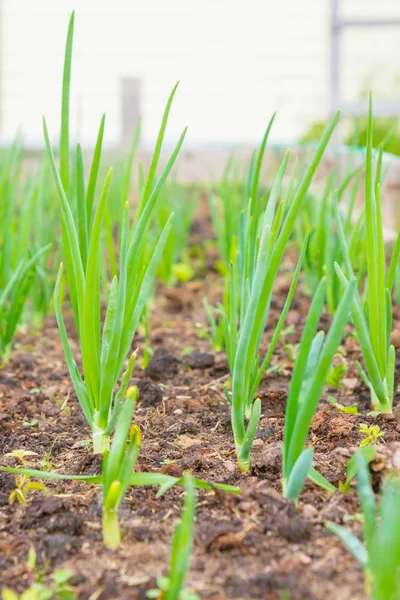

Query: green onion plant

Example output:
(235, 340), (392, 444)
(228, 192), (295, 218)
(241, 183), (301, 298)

(147, 473), (198, 600)
(45, 12), (187, 452)
(222, 112), (340, 472)
(282, 277), (354, 502)
(327, 451), (400, 599)
(334, 95), (400, 413)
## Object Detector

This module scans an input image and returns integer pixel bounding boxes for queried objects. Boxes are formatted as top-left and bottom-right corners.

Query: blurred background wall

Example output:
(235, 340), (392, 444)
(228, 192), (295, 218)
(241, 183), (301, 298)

(0, 0), (399, 150)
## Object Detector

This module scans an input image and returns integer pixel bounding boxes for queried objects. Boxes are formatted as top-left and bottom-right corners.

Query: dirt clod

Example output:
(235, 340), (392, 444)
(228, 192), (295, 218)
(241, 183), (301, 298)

(145, 347), (180, 380)
(136, 379), (163, 407)
(278, 517), (312, 542)
(183, 351), (215, 369)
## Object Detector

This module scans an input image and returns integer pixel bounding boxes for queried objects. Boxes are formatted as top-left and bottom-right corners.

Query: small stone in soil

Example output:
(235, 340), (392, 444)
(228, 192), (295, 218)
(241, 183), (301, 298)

(301, 503), (319, 520)
(183, 351), (215, 369)
(391, 329), (400, 347)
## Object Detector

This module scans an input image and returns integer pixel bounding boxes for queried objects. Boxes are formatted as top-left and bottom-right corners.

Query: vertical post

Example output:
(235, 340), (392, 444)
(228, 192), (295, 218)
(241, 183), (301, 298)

(330, 0), (340, 116)
(120, 77), (141, 151)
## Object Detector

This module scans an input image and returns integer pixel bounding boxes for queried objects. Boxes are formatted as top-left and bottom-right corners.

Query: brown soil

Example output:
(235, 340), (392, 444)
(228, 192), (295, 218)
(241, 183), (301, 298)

(1, 211), (400, 600)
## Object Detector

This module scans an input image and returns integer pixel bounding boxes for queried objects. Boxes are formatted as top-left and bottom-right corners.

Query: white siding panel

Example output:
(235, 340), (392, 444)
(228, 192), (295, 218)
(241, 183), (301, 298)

(0, 0), (399, 148)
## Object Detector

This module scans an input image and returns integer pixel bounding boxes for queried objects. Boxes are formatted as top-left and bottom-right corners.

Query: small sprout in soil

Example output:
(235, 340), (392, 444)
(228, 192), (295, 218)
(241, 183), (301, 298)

(52, 393), (71, 417)
(359, 424), (385, 447)
(327, 451), (400, 600)
(23, 420), (38, 428)
(197, 298), (225, 353)
(147, 473), (198, 600)
(2, 547), (76, 600)
(5, 450), (39, 468)
(172, 261), (195, 284)
(39, 441), (59, 472)
(328, 396), (359, 415)
(280, 325), (300, 363)
(9, 475), (47, 506)
(326, 361), (348, 389)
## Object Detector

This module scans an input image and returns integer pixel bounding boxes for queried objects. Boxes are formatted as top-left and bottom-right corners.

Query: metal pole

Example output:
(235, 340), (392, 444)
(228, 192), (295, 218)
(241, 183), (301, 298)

(330, 0), (340, 117)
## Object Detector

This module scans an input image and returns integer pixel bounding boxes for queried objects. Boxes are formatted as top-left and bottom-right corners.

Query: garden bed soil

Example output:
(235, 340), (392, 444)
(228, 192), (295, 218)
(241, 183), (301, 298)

(1, 212), (400, 600)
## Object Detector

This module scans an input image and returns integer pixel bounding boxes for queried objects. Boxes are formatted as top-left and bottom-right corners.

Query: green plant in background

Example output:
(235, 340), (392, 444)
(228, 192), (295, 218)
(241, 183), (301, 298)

(45, 12), (187, 452)
(1, 387), (239, 550)
(327, 451), (400, 599)
(155, 181), (198, 285)
(0, 141), (53, 360)
(338, 445), (376, 494)
(346, 117), (400, 157)
(293, 163), (365, 313)
(282, 277), (354, 502)
(204, 124), (281, 354)
(221, 110), (340, 473)
(335, 95), (400, 413)
(208, 120), (277, 321)
(147, 473), (199, 600)
(301, 110), (400, 157)
(2, 547), (77, 600)
(0, 244), (49, 361)
(299, 121), (327, 145)
(196, 298), (225, 352)
(208, 156), (250, 271)
(17, 158), (61, 329)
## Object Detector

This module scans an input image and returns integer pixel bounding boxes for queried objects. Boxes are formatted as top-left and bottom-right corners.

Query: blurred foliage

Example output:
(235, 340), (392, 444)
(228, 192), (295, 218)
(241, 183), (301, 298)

(301, 117), (400, 156)
(300, 121), (327, 145)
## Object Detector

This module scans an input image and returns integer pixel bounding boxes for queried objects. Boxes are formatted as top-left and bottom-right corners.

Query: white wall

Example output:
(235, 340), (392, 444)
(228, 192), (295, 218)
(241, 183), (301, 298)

(1, 0), (400, 149)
